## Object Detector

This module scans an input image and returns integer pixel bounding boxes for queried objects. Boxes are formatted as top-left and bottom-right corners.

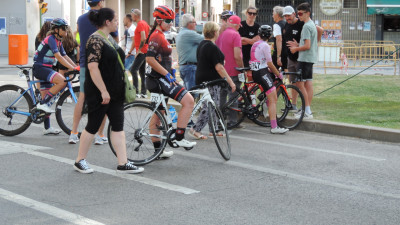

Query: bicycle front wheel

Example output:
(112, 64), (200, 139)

(55, 86), (88, 135)
(276, 84), (305, 130)
(208, 102), (231, 160)
(0, 85), (33, 136)
(221, 91), (246, 129)
(108, 101), (168, 166)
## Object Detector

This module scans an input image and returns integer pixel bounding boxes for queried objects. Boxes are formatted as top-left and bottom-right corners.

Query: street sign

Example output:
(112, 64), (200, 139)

(202, 12), (208, 18)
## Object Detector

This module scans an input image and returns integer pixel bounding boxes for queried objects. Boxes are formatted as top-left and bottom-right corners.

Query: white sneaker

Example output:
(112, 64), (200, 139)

(136, 94), (142, 98)
(43, 127), (61, 135)
(159, 150), (174, 158)
(271, 127), (289, 134)
(172, 139), (197, 148)
(69, 133), (79, 144)
(94, 134), (104, 145)
(295, 111), (313, 120)
(36, 103), (55, 113)
(100, 135), (108, 144)
(141, 94), (148, 99)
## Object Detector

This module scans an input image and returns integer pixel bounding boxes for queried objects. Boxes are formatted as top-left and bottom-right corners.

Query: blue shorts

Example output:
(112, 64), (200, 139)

(33, 65), (57, 83)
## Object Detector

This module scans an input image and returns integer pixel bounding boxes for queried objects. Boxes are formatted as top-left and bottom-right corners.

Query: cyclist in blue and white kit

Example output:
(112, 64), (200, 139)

(249, 25), (288, 134)
(33, 18), (78, 134)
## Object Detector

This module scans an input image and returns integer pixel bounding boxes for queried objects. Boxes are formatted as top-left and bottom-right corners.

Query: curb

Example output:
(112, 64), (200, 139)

(137, 98), (400, 144)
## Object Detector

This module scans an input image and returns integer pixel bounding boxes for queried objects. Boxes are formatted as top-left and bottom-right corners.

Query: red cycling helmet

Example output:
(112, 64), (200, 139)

(153, 5), (175, 19)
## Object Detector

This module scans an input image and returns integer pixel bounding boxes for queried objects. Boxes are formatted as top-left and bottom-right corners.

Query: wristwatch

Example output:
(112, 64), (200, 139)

(128, 52), (132, 55)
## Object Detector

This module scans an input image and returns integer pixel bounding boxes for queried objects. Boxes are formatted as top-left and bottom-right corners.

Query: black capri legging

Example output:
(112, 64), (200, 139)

(85, 100), (124, 134)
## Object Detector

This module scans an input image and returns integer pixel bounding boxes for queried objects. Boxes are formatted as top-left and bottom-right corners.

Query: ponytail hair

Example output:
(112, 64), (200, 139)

(89, 8), (115, 28)
(145, 19), (159, 44)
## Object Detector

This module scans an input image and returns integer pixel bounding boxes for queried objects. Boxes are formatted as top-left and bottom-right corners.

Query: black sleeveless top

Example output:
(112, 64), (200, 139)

(273, 20), (287, 59)
(85, 34), (125, 110)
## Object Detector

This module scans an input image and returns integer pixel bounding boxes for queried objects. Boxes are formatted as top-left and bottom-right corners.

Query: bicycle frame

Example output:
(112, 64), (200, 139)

(6, 69), (78, 117)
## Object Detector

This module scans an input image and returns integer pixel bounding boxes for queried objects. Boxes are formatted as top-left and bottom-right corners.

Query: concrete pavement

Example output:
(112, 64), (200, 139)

(0, 55), (399, 144)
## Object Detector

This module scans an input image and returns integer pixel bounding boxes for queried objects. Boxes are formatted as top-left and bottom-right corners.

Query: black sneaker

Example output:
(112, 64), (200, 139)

(187, 120), (195, 128)
(73, 159), (94, 174)
(117, 161), (144, 174)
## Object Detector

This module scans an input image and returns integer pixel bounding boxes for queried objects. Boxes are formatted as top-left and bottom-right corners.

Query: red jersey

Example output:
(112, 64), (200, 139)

(134, 20), (150, 53)
(147, 29), (173, 77)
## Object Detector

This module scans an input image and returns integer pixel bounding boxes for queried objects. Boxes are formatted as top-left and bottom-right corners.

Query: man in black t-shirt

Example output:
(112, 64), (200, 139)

(238, 6), (260, 68)
(283, 5), (304, 82)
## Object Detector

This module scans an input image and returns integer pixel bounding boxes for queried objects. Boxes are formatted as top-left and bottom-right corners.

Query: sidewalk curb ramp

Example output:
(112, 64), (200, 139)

(138, 98), (400, 144)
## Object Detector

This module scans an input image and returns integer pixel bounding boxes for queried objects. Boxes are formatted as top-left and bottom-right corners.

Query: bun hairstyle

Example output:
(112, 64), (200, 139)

(88, 8), (115, 28)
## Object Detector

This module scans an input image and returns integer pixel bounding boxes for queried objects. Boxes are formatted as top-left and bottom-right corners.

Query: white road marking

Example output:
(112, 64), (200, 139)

(174, 150), (400, 199)
(0, 141), (52, 155)
(230, 135), (386, 161)
(0, 188), (104, 225)
(25, 150), (199, 195)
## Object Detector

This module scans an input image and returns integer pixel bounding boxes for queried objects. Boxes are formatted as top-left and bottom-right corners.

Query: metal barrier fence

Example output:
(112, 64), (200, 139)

(316, 41), (400, 75)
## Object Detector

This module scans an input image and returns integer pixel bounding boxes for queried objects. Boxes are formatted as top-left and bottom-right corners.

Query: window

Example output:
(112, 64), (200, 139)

(343, 0), (358, 9)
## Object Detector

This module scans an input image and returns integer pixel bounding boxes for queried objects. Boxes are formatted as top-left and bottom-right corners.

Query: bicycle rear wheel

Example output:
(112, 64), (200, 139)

(208, 102), (231, 160)
(221, 91), (246, 129)
(276, 84), (305, 130)
(0, 85), (33, 136)
(108, 101), (168, 166)
(55, 86), (88, 135)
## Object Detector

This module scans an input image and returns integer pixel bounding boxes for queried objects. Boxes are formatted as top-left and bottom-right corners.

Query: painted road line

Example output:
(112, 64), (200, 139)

(0, 188), (104, 225)
(230, 135), (386, 161)
(173, 150), (400, 200)
(0, 140), (52, 155)
(25, 150), (199, 195)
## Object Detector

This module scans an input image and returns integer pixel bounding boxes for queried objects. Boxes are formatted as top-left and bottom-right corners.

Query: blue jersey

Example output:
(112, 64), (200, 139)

(34, 34), (66, 68)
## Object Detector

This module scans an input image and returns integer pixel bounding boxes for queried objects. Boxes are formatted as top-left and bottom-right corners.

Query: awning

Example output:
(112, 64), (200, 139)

(367, 0), (400, 15)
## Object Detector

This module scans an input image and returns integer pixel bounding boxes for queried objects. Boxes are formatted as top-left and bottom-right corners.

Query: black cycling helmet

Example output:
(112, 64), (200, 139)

(221, 10), (235, 20)
(51, 18), (68, 29)
(258, 25), (273, 39)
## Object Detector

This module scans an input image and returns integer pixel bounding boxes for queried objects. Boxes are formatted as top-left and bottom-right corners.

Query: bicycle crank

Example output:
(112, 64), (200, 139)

(31, 109), (47, 124)
(167, 129), (180, 148)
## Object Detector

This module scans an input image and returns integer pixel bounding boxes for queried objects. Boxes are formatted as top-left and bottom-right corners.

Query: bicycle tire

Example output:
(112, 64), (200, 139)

(221, 91), (246, 129)
(55, 86), (88, 135)
(249, 85), (273, 127)
(108, 101), (168, 166)
(0, 85), (33, 136)
(208, 102), (231, 160)
(276, 84), (305, 130)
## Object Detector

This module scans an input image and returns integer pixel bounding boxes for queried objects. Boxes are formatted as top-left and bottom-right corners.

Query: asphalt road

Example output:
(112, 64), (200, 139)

(0, 117), (399, 225)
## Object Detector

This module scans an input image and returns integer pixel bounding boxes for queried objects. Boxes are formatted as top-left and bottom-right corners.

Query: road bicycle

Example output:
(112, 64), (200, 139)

(221, 67), (305, 130)
(107, 78), (231, 165)
(0, 66), (85, 136)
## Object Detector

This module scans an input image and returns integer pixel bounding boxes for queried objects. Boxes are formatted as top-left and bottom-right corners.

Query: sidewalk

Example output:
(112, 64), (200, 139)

(1, 55), (399, 144)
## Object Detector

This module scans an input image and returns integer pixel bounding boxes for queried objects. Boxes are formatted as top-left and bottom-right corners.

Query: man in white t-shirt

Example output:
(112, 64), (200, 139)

(124, 14), (136, 71)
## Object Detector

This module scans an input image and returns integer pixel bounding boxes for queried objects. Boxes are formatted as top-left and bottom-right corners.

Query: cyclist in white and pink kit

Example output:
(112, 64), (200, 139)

(249, 25), (288, 134)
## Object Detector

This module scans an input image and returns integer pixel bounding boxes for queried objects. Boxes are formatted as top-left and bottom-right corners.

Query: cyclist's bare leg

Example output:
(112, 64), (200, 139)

(110, 131), (128, 165)
(266, 89), (278, 121)
(176, 93), (194, 128)
(48, 73), (67, 95)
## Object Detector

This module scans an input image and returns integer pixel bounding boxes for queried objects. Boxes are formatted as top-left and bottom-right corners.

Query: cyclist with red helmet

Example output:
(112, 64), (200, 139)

(146, 5), (196, 154)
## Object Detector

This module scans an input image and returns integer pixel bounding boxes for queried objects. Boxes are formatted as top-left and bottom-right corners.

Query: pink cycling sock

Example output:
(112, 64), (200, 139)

(271, 119), (277, 129)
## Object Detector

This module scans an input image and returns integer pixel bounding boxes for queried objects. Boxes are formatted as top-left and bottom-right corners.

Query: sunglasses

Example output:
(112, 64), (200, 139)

(297, 12), (307, 16)
(248, 12), (257, 16)
(164, 19), (174, 24)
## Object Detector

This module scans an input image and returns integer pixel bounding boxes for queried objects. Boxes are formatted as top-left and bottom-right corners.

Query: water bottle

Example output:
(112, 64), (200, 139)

(168, 105), (178, 123)
(250, 94), (256, 107)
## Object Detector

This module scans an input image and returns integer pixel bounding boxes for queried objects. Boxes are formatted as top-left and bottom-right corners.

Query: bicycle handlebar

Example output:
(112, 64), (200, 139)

(189, 78), (227, 91)
(282, 69), (302, 76)
(63, 70), (80, 83)
(235, 67), (250, 72)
